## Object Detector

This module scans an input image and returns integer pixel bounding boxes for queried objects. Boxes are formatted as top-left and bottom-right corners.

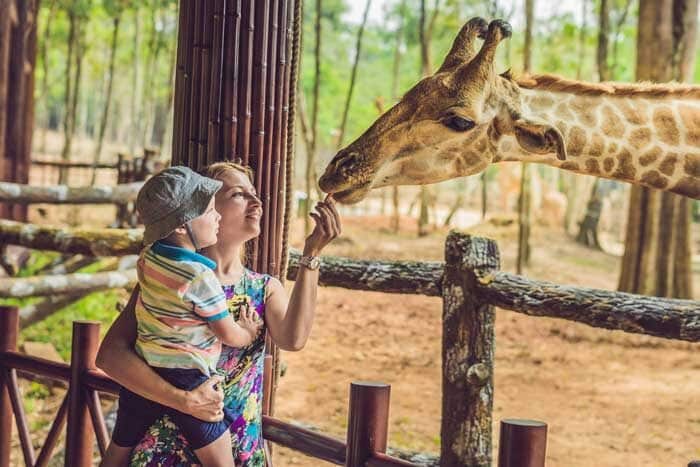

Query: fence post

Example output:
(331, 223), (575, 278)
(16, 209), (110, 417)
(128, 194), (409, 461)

(345, 382), (391, 467)
(498, 419), (547, 467)
(441, 232), (500, 467)
(65, 321), (100, 467)
(0, 306), (19, 467)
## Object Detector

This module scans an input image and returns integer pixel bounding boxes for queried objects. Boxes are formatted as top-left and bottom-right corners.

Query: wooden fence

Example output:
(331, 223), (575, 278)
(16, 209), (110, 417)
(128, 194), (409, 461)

(1, 222), (698, 465)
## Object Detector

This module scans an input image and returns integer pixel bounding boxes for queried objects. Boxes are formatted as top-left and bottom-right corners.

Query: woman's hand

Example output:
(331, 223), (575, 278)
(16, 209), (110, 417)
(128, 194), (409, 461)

(304, 195), (342, 256)
(182, 375), (226, 422)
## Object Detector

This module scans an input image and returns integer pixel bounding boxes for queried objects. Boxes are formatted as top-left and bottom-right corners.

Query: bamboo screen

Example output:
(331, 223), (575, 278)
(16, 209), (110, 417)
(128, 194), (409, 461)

(171, 0), (300, 279)
(0, 0), (39, 222)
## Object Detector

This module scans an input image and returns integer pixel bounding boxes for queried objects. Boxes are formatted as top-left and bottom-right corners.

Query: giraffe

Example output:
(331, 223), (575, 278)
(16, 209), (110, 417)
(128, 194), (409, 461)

(318, 18), (700, 204)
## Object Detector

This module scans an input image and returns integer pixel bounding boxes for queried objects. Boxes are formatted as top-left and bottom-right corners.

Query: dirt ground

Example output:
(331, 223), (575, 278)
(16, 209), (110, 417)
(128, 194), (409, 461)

(271, 213), (700, 467)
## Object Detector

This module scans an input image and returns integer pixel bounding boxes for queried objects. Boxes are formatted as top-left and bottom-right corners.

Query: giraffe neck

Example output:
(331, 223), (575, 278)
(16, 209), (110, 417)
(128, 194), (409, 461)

(496, 86), (700, 199)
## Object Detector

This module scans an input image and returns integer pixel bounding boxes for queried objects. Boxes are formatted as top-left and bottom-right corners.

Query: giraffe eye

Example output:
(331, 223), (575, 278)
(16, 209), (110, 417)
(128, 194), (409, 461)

(443, 115), (475, 132)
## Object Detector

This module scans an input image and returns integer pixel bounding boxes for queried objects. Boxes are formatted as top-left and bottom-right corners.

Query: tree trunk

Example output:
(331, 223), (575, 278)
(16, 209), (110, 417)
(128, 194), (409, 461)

(576, 179), (603, 249)
(129, 6), (140, 154)
(389, 0), (406, 233)
(58, 10), (77, 184)
(597, 0), (610, 81)
(38, 0), (57, 154)
(0, 181), (143, 204)
(91, 14), (121, 185)
(576, 0), (588, 80)
(516, 0), (534, 274)
(336, 0), (371, 149)
(619, 0), (696, 299)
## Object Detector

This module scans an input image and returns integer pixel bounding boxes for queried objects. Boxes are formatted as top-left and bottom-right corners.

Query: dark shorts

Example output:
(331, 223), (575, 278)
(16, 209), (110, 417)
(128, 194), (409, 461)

(111, 367), (234, 450)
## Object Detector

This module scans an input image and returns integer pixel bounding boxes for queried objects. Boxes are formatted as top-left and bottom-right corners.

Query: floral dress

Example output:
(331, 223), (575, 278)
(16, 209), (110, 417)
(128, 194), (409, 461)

(130, 269), (271, 466)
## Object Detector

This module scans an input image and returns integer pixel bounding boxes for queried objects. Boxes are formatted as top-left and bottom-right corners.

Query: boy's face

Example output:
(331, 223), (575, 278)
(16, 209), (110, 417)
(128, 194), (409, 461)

(188, 196), (221, 249)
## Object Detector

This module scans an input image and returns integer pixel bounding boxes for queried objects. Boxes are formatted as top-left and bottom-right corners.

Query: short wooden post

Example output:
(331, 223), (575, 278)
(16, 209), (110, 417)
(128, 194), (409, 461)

(262, 354), (273, 415)
(498, 419), (547, 467)
(0, 306), (19, 467)
(441, 232), (500, 466)
(345, 381), (391, 467)
(65, 321), (100, 467)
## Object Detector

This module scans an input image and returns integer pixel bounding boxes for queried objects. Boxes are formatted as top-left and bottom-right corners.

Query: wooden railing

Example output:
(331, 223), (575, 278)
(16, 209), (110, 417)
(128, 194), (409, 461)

(2, 221), (697, 465)
(0, 306), (428, 466)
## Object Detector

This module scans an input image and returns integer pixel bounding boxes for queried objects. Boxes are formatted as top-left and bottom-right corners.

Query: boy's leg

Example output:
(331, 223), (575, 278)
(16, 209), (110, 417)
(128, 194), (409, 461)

(103, 388), (160, 467)
(192, 430), (235, 467)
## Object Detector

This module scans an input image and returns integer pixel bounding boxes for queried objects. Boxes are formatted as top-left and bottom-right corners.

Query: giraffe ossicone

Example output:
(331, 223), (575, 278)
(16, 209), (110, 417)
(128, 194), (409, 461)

(319, 18), (700, 203)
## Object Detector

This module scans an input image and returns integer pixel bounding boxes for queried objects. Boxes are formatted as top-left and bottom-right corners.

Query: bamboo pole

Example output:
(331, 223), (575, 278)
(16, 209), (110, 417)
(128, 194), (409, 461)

(237, 0), (255, 166)
(187, 0), (204, 168)
(196, 0), (214, 169)
(222, 0), (242, 159)
(206, 0), (226, 165)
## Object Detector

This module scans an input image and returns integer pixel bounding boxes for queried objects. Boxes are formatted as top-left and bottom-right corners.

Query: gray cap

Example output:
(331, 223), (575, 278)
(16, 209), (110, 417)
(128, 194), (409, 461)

(136, 166), (223, 245)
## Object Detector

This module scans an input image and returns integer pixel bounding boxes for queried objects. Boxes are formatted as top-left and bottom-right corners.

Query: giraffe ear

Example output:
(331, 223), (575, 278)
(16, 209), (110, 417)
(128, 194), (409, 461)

(512, 119), (567, 161)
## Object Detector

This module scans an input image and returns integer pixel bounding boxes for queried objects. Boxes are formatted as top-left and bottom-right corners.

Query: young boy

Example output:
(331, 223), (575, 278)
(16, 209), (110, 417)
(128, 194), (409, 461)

(101, 166), (260, 467)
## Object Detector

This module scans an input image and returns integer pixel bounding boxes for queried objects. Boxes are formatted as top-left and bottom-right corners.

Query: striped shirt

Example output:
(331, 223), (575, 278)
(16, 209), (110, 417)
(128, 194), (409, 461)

(134, 241), (229, 375)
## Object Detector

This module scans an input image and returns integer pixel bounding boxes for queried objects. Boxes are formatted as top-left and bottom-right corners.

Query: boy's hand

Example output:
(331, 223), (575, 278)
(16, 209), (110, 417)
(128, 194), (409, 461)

(237, 305), (262, 341)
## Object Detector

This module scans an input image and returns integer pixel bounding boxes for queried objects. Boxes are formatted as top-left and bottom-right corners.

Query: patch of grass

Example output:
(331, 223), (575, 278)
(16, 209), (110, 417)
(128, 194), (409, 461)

(19, 289), (125, 361)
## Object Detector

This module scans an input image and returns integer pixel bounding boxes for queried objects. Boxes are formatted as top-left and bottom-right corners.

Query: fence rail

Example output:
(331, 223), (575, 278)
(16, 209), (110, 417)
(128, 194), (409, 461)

(0, 307), (426, 467)
(0, 181), (143, 204)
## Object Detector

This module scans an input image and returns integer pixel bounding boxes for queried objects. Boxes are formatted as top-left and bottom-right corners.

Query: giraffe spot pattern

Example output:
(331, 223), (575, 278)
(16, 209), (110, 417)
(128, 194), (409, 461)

(658, 154), (679, 177)
(618, 98), (648, 125)
(603, 157), (615, 173)
(607, 142), (618, 153)
(629, 127), (652, 150)
(684, 154), (700, 178)
(652, 107), (680, 146)
(640, 170), (668, 189)
(585, 158), (601, 175)
(555, 103), (575, 121)
(588, 134), (605, 158)
(672, 176), (700, 199)
(531, 96), (555, 109)
(678, 104), (700, 146)
(556, 120), (568, 137)
(612, 149), (636, 181)
(570, 98), (597, 128)
(601, 105), (625, 138)
(566, 127), (586, 157)
(639, 146), (662, 166)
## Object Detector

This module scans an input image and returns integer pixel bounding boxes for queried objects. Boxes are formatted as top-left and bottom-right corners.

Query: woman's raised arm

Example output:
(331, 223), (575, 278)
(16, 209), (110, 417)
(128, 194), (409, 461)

(266, 197), (341, 351)
(96, 285), (224, 421)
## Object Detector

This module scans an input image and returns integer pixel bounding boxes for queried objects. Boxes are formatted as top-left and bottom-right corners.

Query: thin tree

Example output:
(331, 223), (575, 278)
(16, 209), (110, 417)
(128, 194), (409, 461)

(516, 0), (534, 275)
(91, 0), (125, 185)
(417, 0), (440, 237)
(389, 0), (406, 233)
(336, 0), (371, 149)
(38, 0), (58, 154)
(618, 0), (696, 298)
(576, 0), (611, 249)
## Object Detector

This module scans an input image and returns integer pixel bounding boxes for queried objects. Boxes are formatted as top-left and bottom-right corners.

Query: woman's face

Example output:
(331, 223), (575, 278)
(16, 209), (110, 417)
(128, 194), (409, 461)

(213, 169), (262, 244)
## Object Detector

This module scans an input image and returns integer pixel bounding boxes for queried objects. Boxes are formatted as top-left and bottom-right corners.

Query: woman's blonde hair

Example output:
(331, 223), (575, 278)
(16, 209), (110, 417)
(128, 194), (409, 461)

(203, 161), (254, 183)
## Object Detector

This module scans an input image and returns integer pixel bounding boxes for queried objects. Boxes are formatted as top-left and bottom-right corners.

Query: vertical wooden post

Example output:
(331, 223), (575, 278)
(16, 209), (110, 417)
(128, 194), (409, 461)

(441, 232), (500, 466)
(65, 321), (100, 467)
(0, 306), (18, 467)
(498, 419), (547, 467)
(345, 382), (391, 467)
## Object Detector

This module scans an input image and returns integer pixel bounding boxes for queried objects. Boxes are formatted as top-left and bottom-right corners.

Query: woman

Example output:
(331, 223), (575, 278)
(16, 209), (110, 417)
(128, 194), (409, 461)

(96, 162), (341, 466)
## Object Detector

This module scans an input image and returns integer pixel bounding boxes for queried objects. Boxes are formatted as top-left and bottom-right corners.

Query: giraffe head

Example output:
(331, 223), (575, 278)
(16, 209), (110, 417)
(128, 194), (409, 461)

(319, 18), (567, 204)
